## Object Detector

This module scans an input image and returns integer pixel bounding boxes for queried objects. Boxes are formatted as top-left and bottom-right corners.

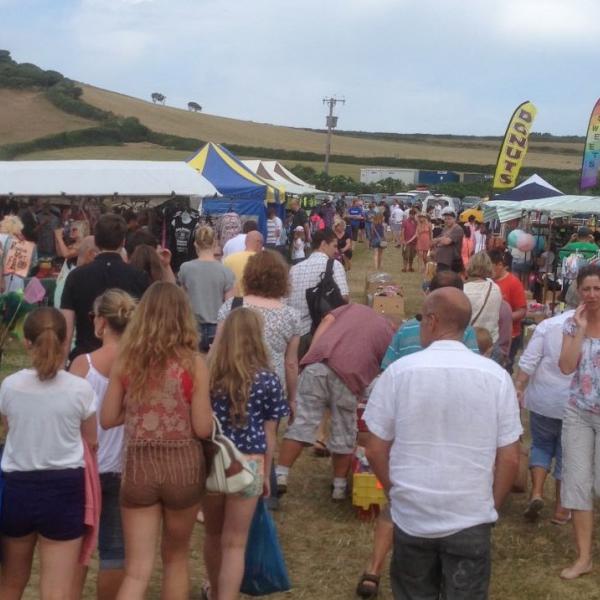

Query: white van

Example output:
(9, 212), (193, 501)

(422, 195), (460, 217)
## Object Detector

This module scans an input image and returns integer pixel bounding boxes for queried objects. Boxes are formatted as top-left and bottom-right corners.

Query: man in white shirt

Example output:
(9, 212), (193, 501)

(365, 287), (522, 600)
(390, 203), (405, 247)
(288, 229), (349, 356)
(222, 220), (258, 258)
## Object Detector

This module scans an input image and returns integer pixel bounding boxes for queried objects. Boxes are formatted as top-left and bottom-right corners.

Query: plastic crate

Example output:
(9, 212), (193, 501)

(352, 472), (387, 511)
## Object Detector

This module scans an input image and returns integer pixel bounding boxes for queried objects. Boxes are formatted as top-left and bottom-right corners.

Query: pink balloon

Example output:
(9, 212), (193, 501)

(516, 232), (535, 252)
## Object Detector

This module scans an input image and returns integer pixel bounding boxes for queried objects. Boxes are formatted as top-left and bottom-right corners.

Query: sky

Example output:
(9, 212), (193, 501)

(1, 0), (599, 136)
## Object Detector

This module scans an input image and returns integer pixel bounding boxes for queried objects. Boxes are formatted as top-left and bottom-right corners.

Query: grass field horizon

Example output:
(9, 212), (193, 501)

(0, 84), (584, 172)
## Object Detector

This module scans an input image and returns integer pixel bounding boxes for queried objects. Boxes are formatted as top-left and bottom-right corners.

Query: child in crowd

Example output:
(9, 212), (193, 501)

(203, 307), (288, 600)
(416, 214), (432, 272)
(70, 289), (137, 599)
(292, 226), (306, 264)
(101, 282), (213, 600)
(474, 326), (494, 358)
(0, 308), (97, 599)
(369, 211), (386, 271)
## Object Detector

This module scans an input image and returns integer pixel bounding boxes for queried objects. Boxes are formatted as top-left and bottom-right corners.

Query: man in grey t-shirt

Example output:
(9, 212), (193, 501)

(431, 207), (464, 273)
(179, 258), (235, 351)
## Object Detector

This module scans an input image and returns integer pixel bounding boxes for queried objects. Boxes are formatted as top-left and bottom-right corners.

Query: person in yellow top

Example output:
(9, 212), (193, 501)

(223, 231), (264, 295)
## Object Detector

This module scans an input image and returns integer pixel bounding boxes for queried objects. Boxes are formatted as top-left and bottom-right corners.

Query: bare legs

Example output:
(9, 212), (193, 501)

(278, 438), (351, 480)
(560, 510), (593, 579)
(373, 248), (383, 271)
(117, 502), (199, 600)
(0, 533), (82, 600)
(203, 493), (260, 600)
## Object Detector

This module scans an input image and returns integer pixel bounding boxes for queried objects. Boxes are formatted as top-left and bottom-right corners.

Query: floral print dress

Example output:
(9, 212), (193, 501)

(563, 317), (600, 413)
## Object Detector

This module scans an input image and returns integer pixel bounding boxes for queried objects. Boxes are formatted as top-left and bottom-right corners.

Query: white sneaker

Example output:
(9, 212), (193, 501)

(331, 485), (348, 501)
(276, 473), (288, 496)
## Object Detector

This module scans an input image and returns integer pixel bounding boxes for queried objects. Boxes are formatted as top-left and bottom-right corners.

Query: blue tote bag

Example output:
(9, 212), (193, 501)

(241, 498), (291, 596)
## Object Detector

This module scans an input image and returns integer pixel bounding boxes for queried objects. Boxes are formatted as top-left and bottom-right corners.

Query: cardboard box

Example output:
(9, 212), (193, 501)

(372, 295), (405, 324)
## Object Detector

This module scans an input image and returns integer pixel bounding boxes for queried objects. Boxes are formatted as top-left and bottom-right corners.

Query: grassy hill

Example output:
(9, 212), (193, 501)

(0, 79), (583, 173)
(0, 89), (95, 144)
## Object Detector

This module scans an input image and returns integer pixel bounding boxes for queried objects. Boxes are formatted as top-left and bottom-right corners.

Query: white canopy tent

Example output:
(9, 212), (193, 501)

(0, 160), (220, 198)
(242, 159), (321, 195)
(517, 195), (600, 216)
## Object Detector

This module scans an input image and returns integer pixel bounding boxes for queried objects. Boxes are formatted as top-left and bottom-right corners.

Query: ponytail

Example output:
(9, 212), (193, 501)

(23, 308), (66, 381)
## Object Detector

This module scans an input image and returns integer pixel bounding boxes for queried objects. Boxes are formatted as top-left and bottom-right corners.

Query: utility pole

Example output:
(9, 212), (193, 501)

(323, 96), (345, 175)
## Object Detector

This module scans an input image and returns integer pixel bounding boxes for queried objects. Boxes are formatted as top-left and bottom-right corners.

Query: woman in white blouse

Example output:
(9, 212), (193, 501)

(464, 252), (503, 343)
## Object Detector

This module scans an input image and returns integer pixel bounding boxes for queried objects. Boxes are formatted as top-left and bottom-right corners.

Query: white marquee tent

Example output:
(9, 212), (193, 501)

(242, 159), (321, 195)
(0, 160), (220, 198)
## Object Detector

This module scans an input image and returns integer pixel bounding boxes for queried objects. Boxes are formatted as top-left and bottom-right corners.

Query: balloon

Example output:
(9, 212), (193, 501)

(517, 232), (535, 252)
(507, 229), (523, 248)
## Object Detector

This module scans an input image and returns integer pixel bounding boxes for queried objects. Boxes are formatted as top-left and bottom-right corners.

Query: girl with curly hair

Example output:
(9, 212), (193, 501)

(101, 282), (213, 600)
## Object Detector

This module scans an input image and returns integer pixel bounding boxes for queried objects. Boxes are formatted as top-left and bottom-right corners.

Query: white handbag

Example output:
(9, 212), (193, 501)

(205, 416), (256, 494)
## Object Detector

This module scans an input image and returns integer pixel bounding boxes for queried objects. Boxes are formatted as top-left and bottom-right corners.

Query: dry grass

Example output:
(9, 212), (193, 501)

(0, 84), (584, 172)
(7, 242), (600, 599)
(0, 89), (95, 145)
(77, 84), (581, 171)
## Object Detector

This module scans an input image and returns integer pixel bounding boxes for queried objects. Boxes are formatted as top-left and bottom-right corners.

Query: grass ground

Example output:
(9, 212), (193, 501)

(8, 241), (600, 599)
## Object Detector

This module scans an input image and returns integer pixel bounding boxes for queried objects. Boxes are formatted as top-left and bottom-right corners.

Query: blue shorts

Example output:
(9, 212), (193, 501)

(529, 411), (563, 480)
(0, 468), (85, 541)
(99, 473), (125, 570)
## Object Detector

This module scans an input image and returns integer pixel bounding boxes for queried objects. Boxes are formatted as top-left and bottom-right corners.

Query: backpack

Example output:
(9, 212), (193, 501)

(305, 259), (346, 332)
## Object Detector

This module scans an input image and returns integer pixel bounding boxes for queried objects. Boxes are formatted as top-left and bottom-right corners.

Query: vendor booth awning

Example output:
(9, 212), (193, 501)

(518, 195), (600, 216)
(484, 174), (564, 223)
(242, 159), (321, 195)
(0, 160), (220, 197)
(187, 143), (281, 204)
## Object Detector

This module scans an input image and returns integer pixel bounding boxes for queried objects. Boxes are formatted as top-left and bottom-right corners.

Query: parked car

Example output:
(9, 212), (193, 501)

(461, 196), (482, 210)
(422, 195), (461, 216)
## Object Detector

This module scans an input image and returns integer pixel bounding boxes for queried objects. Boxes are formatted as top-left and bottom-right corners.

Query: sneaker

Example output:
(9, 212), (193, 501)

(276, 473), (288, 496)
(331, 485), (348, 501)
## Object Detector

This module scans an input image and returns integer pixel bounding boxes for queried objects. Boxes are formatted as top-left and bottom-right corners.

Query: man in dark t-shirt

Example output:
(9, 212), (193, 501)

(431, 207), (464, 272)
(61, 214), (150, 360)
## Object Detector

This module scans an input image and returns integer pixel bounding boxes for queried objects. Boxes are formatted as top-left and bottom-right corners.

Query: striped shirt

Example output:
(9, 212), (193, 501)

(381, 318), (479, 370)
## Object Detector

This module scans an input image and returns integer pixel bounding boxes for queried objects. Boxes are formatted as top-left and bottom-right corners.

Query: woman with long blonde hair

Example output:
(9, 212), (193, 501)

(204, 307), (288, 600)
(101, 282), (213, 600)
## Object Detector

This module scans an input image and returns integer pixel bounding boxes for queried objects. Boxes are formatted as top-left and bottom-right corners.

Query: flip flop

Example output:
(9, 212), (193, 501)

(356, 573), (380, 598)
(550, 513), (572, 525)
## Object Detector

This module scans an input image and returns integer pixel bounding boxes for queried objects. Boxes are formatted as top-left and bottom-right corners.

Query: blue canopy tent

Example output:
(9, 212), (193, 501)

(485, 174), (564, 223)
(187, 143), (284, 235)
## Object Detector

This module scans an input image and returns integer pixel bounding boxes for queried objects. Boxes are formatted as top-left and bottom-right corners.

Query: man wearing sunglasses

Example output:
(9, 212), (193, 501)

(364, 285), (521, 600)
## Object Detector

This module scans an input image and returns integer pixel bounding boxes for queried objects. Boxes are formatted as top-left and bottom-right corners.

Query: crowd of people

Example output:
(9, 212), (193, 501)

(0, 198), (599, 600)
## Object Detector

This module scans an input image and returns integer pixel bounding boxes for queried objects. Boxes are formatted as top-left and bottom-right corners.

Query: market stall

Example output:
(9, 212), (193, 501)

(187, 143), (284, 235)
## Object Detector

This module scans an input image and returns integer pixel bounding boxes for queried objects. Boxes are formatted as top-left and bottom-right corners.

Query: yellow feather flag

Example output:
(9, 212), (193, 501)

(493, 101), (537, 189)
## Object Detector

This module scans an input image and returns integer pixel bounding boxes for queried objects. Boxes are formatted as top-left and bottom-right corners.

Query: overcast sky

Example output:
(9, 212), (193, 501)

(1, 0), (599, 136)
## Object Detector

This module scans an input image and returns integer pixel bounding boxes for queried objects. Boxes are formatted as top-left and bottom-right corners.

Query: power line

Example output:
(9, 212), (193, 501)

(322, 96), (345, 175)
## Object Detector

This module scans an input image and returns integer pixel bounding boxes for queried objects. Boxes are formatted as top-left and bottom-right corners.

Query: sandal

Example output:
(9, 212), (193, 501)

(313, 440), (331, 457)
(356, 573), (380, 598)
(550, 512), (572, 525)
(524, 496), (544, 522)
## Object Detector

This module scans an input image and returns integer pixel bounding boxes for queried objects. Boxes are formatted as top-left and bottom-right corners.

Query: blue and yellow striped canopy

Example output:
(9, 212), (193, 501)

(187, 142), (282, 205)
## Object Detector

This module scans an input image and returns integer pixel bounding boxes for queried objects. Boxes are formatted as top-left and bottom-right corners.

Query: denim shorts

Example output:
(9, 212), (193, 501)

(0, 468), (85, 541)
(529, 411), (563, 480)
(99, 473), (125, 570)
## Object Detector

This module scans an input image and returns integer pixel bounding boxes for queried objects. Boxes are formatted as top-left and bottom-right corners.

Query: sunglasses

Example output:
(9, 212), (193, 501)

(415, 312), (435, 322)
(88, 311), (97, 323)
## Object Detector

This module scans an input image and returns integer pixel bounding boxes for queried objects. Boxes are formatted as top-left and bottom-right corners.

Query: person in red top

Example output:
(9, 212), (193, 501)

(489, 249), (527, 374)
(401, 208), (418, 272)
(276, 303), (396, 501)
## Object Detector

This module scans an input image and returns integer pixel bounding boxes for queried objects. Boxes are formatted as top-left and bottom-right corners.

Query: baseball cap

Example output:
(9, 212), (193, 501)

(294, 226), (304, 232)
(578, 226), (591, 237)
(441, 207), (456, 217)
